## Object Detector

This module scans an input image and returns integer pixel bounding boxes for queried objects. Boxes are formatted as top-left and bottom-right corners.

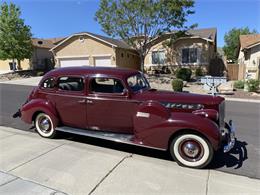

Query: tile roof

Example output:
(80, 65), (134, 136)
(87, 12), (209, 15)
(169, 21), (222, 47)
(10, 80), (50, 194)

(32, 37), (66, 49)
(187, 28), (217, 41)
(240, 34), (260, 49)
(85, 32), (134, 50)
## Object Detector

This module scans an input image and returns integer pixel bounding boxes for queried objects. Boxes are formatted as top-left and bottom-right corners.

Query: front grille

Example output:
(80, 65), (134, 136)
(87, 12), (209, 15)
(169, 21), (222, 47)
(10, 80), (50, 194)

(219, 101), (225, 129)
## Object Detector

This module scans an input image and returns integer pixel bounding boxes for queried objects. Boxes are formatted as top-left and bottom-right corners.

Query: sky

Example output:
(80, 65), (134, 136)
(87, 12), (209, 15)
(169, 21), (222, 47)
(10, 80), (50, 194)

(2, 0), (260, 47)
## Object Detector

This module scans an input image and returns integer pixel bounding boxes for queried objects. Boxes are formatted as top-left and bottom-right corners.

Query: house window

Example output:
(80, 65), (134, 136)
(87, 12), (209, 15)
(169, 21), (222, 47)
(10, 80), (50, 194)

(152, 51), (165, 64)
(182, 48), (198, 64)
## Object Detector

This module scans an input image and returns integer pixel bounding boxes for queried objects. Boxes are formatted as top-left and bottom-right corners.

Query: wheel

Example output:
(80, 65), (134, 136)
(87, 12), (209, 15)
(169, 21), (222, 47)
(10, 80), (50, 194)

(169, 133), (213, 168)
(35, 113), (56, 138)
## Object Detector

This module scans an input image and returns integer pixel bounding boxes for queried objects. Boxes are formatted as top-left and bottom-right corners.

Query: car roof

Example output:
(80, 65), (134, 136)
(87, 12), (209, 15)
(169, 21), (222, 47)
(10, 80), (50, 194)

(44, 66), (140, 79)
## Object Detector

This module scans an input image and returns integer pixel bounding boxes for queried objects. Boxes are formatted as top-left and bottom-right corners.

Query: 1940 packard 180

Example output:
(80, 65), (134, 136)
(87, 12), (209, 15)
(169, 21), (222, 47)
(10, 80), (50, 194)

(14, 67), (235, 168)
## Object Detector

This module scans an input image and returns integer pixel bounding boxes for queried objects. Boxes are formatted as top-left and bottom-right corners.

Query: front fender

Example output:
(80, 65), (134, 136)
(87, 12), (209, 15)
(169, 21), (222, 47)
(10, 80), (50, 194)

(133, 101), (221, 150)
(20, 99), (59, 127)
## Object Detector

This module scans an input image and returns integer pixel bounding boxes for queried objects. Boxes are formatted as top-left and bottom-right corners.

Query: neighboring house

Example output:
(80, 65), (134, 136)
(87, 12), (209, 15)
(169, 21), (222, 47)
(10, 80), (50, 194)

(50, 32), (140, 70)
(238, 34), (260, 80)
(31, 38), (57, 70)
(0, 38), (63, 73)
(144, 28), (217, 72)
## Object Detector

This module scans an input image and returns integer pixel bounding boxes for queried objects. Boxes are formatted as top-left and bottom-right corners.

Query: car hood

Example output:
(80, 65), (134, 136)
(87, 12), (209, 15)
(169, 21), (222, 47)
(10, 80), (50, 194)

(133, 89), (224, 105)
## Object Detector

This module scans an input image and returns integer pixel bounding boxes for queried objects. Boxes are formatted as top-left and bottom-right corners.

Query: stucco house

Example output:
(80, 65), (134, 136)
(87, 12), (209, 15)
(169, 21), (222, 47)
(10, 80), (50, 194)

(50, 32), (140, 70)
(144, 28), (217, 72)
(238, 34), (260, 80)
(0, 38), (63, 73)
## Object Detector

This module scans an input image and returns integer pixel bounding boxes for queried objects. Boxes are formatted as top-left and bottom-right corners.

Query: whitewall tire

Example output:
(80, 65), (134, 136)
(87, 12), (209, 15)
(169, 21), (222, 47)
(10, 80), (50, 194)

(170, 133), (213, 168)
(35, 113), (56, 138)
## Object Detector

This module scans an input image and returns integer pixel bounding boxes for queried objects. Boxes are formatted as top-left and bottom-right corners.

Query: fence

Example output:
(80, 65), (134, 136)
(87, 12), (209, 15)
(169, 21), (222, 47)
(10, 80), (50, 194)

(226, 64), (239, 80)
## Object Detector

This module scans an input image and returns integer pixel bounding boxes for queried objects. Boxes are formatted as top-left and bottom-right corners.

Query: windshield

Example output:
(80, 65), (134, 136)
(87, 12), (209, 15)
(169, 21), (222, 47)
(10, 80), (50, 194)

(127, 73), (150, 92)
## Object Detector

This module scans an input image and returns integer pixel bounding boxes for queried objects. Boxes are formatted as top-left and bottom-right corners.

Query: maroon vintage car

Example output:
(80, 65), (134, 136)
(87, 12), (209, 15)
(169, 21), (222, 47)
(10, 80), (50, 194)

(14, 67), (235, 168)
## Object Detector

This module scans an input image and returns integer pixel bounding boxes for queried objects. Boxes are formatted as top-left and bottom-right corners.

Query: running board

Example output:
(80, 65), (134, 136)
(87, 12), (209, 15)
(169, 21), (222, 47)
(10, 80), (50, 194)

(56, 126), (166, 151)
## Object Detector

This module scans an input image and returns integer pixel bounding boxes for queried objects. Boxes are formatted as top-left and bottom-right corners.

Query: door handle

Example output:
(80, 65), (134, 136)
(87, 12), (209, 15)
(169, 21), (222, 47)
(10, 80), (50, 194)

(78, 99), (86, 104)
(86, 99), (93, 104)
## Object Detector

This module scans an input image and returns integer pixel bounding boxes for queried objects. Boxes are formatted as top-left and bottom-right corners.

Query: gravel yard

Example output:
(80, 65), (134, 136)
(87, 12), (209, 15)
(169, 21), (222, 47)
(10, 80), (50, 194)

(0, 70), (44, 82)
(146, 74), (260, 100)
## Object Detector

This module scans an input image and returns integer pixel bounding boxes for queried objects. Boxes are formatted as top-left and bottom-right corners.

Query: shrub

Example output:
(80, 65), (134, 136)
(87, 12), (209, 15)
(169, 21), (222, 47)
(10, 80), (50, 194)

(195, 67), (204, 77)
(246, 79), (260, 92)
(172, 79), (183, 92)
(36, 71), (45, 76)
(234, 80), (245, 89)
(176, 68), (192, 81)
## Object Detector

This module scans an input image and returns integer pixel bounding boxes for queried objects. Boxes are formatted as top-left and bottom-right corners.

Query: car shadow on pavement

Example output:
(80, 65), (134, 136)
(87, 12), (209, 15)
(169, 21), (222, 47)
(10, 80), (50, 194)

(57, 132), (248, 170)
(17, 127), (248, 170)
(208, 140), (248, 169)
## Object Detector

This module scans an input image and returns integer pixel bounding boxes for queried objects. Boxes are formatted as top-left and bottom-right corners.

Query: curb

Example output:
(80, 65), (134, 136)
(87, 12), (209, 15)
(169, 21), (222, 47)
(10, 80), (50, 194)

(225, 97), (260, 103)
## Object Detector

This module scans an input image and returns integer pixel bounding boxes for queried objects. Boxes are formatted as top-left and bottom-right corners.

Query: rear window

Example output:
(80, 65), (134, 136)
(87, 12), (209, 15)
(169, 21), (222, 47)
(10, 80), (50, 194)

(41, 78), (55, 89)
(57, 77), (84, 91)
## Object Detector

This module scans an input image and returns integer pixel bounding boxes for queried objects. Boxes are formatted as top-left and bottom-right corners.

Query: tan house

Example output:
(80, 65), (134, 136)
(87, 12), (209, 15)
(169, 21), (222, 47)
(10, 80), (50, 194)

(0, 38), (63, 73)
(51, 32), (140, 70)
(144, 28), (217, 72)
(238, 34), (260, 80)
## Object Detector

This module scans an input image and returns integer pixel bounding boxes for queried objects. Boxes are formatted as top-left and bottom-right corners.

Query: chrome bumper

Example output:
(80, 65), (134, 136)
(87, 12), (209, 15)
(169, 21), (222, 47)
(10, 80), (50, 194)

(223, 120), (236, 153)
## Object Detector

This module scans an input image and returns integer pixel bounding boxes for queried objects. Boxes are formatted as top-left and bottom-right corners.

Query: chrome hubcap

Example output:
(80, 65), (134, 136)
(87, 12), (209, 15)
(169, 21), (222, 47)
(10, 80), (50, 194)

(38, 116), (51, 133)
(178, 139), (204, 162)
(183, 142), (200, 158)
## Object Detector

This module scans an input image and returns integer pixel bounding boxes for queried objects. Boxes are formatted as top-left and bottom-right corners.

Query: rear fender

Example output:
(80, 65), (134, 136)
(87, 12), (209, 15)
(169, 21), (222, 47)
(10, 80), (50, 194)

(133, 101), (220, 150)
(20, 99), (59, 127)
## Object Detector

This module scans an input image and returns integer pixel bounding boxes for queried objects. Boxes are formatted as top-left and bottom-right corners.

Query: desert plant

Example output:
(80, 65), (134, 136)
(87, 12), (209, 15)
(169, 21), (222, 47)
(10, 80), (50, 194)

(246, 79), (260, 92)
(195, 67), (204, 77)
(234, 80), (245, 89)
(176, 68), (192, 81)
(172, 79), (183, 92)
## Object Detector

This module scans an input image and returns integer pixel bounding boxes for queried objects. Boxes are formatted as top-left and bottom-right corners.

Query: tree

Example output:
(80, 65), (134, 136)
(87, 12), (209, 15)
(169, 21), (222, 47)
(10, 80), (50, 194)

(95, 0), (195, 71)
(223, 27), (257, 63)
(0, 2), (33, 70)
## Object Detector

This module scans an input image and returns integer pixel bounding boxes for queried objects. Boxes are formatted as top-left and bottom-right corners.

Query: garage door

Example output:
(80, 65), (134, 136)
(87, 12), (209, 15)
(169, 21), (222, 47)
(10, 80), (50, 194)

(94, 56), (113, 67)
(60, 57), (89, 67)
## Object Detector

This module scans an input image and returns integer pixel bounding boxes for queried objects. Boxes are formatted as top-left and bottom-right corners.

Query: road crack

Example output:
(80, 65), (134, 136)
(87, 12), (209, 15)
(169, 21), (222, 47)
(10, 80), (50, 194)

(88, 154), (133, 195)
(7, 143), (67, 173)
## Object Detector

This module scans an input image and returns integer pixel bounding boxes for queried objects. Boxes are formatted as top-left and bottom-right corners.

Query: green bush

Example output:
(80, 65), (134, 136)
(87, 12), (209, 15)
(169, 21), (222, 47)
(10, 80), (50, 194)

(195, 67), (204, 77)
(176, 68), (192, 81)
(36, 71), (45, 76)
(234, 80), (245, 89)
(246, 79), (260, 92)
(172, 79), (183, 92)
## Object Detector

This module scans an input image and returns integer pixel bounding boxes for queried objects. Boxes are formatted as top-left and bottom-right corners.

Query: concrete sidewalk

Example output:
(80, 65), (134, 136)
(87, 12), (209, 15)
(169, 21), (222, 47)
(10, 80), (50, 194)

(0, 126), (259, 195)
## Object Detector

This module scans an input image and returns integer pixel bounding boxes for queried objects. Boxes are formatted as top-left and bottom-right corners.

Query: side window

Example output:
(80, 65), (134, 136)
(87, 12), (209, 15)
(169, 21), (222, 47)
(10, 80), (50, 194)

(57, 77), (84, 92)
(41, 78), (55, 89)
(90, 78), (124, 94)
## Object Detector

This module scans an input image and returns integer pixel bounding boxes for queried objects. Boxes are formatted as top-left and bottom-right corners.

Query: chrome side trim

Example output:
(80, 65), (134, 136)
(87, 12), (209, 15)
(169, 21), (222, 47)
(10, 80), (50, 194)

(56, 126), (166, 151)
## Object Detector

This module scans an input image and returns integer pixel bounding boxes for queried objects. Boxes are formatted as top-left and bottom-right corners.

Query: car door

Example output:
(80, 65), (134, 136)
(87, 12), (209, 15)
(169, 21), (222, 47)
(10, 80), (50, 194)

(54, 76), (87, 129)
(86, 76), (138, 134)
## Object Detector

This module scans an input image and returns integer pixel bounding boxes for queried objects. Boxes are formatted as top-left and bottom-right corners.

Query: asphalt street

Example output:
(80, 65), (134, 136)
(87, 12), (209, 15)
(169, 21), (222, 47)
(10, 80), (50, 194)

(0, 83), (259, 179)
